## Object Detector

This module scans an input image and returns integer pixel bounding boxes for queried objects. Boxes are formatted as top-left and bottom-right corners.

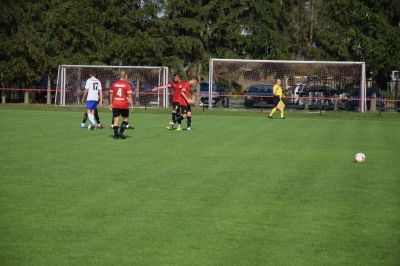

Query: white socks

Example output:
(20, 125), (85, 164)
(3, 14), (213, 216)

(88, 114), (96, 125)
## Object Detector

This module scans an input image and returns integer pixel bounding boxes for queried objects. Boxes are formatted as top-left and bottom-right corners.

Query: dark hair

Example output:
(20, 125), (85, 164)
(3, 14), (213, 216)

(173, 73), (181, 79)
(191, 76), (199, 82)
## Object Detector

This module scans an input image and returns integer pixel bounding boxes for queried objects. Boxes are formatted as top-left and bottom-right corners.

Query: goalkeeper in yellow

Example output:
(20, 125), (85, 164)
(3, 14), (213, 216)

(268, 79), (285, 119)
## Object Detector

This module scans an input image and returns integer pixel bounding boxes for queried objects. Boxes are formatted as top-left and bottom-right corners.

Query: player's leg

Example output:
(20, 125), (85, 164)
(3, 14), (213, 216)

(176, 105), (182, 129)
(94, 109), (101, 126)
(81, 112), (88, 128)
(186, 111), (192, 131)
(86, 101), (98, 128)
(167, 103), (179, 130)
(269, 97), (279, 118)
(87, 109), (93, 129)
(118, 109), (129, 139)
(176, 106), (187, 130)
(280, 107), (285, 119)
(89, 109), (98, 130)
(119, 120), (128, 138)
(186, 105), (192, 130)
(171, 110), (176, 123)
(87, 110), (95, 130)
(170, 104), (176, 125)
(176, 114), (186, 123)
(112, 109), (120, 139)
(269, 108), (277, 118)
(175, 106), (181, 124)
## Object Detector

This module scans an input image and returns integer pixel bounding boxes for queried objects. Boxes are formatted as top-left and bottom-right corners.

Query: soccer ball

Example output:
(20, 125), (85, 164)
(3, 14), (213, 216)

(355, 153), (366, 163)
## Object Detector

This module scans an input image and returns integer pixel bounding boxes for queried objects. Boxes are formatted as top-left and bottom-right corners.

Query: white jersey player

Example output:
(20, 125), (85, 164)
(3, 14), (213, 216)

(82, 73), (103, 130)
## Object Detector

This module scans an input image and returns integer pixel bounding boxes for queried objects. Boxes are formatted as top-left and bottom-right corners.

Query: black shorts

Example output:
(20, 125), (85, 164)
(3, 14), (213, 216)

(172, 102), (180, 113)
(181, 105), (192, 114)
(113, 108), (129, 118)
(273, 96), (280, 107)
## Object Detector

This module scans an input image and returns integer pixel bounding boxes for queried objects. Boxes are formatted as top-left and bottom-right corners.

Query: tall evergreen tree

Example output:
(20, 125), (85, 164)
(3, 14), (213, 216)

(311, 0), (400, 78)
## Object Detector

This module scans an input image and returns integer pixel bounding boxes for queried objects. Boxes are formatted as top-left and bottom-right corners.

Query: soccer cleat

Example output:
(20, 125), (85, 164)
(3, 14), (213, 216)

(268, 116), (273, 119)
(126, 125), (134, 130)
(110, 125), (113, 129)
(118, 133), (127, 139)
(187, 127), (192, 131)
(281, 117), (285, 119)
(169, 122), (174, 130)
(94, 123), (98, 131)
(87, 125), (91, 131)
(176, 127), (182, 131)
(80, 123), (86, 128)
(114, 135), (119, 139)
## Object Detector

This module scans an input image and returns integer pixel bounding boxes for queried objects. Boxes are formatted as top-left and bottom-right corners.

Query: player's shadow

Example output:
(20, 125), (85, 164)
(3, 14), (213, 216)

(108, 135), (131, 139)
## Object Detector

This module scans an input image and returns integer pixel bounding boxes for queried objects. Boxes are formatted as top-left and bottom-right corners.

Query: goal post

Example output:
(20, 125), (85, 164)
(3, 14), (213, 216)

(209, 59), (366, 112)
(56, 65), (170, 107)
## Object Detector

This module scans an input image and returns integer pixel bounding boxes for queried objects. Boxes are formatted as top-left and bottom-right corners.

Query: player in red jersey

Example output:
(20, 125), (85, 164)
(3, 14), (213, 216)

(109, 71), (134, 139)
(175, 76), (199, 131)
(152, 73), (185, 130)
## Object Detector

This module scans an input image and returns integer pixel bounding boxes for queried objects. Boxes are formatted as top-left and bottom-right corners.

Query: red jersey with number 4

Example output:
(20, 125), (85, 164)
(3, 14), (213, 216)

(179, 82), (192, 106)
(110, 80), (132, 109)
(168, 81), (185, 103)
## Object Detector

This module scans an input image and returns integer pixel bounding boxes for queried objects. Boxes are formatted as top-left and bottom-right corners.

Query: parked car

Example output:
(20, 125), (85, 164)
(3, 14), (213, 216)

(244, 84), (274, 108)
(199, 81), (229, 107)
(346, 86), (384, 111)
(289, 83), (307, 104)
(298, 84), (337, 110)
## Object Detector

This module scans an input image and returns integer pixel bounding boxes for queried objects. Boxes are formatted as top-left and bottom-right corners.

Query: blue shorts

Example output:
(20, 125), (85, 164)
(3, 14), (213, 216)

(86, 100), (98, 110)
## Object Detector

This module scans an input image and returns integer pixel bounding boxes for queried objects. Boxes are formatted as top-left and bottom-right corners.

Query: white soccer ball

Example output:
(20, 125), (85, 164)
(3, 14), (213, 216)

(355, 153), (366, 163)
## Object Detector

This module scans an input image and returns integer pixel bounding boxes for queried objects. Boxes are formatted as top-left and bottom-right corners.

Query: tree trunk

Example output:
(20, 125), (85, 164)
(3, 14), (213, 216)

(24, 90), (29, 104)
(1, 90), (6, 103)
(47, 74), (51, 104)
(370, 97), (377, 112)
(370, 86), (377, 112)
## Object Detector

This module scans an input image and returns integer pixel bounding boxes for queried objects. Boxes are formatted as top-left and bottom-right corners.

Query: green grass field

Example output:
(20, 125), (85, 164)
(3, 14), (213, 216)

(1, 105), (400, 266)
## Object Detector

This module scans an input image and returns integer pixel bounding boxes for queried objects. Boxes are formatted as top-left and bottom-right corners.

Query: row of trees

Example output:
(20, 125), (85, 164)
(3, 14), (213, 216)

(1, 0), (400, 88)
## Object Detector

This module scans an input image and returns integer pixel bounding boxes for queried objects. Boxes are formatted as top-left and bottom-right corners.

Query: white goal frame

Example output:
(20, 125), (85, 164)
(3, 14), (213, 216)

(209, 59), (366, 112)
(56, 65), (170, 107)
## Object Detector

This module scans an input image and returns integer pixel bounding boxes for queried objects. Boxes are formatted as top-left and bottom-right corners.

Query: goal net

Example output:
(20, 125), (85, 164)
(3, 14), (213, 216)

(56, 65), (170, 107)
(209, 59), (366, 112)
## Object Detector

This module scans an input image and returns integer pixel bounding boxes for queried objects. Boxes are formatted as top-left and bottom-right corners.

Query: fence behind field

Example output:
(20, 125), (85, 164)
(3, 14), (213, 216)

(1, 88), (400, 113)
(1, 78), (399, 113)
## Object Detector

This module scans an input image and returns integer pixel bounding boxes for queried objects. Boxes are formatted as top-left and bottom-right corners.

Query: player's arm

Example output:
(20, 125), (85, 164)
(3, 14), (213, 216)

(128, 94), (133, 112)
(82, 88), (88, 103)
(188, 91), (195, 104)
(98, 90), (103, 106)
(181, 91), (193, 104)
(152, 85), (169, 91)
(109, 91), (113, 111)
(279, 89), (284, 99)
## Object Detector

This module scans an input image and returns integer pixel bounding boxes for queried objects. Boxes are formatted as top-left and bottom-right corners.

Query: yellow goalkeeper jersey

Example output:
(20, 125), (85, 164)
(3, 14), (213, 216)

(273, 84), (283, 98)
